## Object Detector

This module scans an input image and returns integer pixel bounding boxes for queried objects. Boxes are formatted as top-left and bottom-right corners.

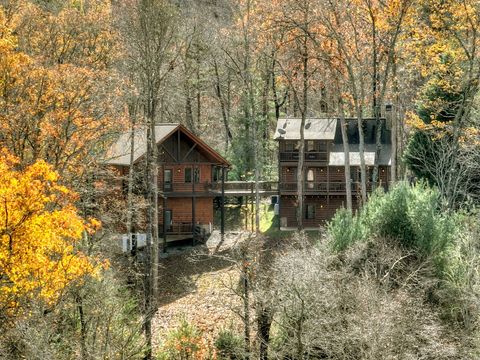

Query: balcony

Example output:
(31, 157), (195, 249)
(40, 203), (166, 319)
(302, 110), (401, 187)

(280, 152), (328, 162)
(158, 222), (194, 235)
(160, 182), (211, 193)
(280, 182), (388, 194)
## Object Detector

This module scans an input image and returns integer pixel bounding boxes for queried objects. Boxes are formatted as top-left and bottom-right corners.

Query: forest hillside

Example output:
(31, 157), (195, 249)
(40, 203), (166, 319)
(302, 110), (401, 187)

(1, 0), (480, 359)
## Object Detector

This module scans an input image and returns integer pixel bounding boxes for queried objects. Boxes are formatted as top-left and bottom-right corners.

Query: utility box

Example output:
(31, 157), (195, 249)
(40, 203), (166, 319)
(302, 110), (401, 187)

(274, 203), (280, 215)
(271, 195), (279, 205)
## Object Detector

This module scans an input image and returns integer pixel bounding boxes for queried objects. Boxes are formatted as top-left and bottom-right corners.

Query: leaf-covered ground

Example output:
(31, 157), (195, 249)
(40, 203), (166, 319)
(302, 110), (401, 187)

(152, 231), (247, 351)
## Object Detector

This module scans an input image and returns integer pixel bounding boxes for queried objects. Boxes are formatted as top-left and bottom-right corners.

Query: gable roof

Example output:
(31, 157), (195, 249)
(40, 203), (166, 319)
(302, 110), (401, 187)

(104, 123), (229, 166)
(333, 118), (391, 145)
(274, 118), (337, 140)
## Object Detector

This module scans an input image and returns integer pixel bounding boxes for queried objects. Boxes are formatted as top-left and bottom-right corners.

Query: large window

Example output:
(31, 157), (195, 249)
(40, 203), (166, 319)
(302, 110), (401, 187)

(285, 141), (300, 152)
(305, 204), (316, 220)
(164, 169), (172, 191)
(185, 168), (192, 183)
(306, 169), (315, 189)
(185, 167), (200, 183)
(318, 141), (328, 152)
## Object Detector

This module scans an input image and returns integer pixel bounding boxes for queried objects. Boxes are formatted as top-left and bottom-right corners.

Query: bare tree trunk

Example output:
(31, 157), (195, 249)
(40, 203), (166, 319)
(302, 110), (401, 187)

(127, 102), (137, 254)
(356, 103), (367, 204)
(213, 60), (233, 152)
(76, 294), (88, 360)
(296, 34), (308, 230)
(150, 117), (159, 298)
(242, 255), (251, 359)
(144, 121), (153, 360)
(339, 97), (352, 211)
(371, 11), (381, 190)
(242, 0), (260, 233)
(257, 305), (273, 360)
(391, 62), (398, 185)
(253, 118), (260, 232)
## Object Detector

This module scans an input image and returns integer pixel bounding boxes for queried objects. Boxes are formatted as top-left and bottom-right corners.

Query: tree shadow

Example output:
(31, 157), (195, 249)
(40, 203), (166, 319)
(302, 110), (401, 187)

(155, 239), (239, 307)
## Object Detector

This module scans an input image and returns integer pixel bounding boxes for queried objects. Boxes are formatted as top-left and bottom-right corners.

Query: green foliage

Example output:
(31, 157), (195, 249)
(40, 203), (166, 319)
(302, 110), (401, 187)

(403, 130), (448, 186)
(439, 213), (480, 329)
(214, 329), (245, 359)
(327, 207), (365, 252)
(0, 269), (146, 359)
(157, 318), (213, 360)
(328, 182), (457, 266)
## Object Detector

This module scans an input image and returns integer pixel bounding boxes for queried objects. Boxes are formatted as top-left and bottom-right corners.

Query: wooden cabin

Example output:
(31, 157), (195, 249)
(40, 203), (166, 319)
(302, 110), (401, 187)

(274, 118), (392, 228)
(105, 123), (229, 242)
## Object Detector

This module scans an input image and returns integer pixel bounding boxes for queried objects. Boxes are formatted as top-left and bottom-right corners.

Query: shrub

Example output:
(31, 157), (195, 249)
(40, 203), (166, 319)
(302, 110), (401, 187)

(327, 207), (365, 251)
(157, 319), (214, 360)
(214, 329), (244, 359)
(328, 182), (457, 263)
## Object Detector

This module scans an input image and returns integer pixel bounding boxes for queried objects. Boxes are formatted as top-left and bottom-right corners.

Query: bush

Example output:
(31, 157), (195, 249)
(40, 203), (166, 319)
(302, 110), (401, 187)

(327, 207), (365, 251)
(328, 182), (457, 264)
(214, 329), (244, 359)
(157, 319), (214, 360)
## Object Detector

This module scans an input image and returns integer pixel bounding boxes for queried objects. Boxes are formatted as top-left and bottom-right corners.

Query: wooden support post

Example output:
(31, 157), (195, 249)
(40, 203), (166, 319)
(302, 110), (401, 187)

(221, 166), (225, 238)
(162, 196), (167, 253)
(250, 182), (254, 233)
(177, 129), (181, 163)
(278, 146), (281, 230)
(192, 163), (196, 246)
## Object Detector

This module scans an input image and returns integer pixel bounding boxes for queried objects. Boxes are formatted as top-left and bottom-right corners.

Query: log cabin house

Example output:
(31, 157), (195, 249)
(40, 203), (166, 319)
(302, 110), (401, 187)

(105, 123), (229, 244)
(274, 117), (392, 228)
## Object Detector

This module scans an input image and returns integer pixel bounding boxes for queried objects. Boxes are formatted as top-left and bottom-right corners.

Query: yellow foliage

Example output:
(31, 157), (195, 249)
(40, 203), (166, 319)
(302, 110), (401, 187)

(0, 149), (100, 316)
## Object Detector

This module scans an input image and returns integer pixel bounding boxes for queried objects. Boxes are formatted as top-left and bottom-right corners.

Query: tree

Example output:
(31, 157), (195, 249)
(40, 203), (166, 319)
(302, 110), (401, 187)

(260, 0), (322, 229)
(0, 149), (100, 322)
(404, 0), (480, 207)
(116, 1), (179, 357)
(0, 2), (123, 183)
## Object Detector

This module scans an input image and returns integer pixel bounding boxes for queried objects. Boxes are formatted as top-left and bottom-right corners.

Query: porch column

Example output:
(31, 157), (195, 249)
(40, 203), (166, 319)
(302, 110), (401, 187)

(162, 196), (167, 253)
(221, 166), (225, 238)
(192, 163), (196, 245)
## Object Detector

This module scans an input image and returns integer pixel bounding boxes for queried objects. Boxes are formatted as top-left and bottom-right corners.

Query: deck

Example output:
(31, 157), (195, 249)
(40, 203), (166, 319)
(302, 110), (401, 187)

(210, 181), (279, 197)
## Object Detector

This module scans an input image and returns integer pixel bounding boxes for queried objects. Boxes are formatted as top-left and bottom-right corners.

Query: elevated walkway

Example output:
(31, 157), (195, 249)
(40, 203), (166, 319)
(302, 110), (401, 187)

(210, 181), (278, 197)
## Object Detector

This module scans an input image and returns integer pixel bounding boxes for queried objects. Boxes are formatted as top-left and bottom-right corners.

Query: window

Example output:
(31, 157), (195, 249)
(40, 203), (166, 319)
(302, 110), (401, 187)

(306, 169), (314, 182)
(305, 204), (315, 220)
(212, 167), (221, 182)
(307, 140), (316, 152)
(285, 141), (300, 152)
(318, 141), (328, 152)
(185, 168), (192, 183)
(185, 167), (200, 183)
(164, 169), (172, 191)
(306, 169), (315, 189)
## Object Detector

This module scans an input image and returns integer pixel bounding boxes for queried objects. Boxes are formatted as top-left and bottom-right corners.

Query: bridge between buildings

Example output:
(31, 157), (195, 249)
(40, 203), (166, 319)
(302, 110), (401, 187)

(210, 181), (279, 197)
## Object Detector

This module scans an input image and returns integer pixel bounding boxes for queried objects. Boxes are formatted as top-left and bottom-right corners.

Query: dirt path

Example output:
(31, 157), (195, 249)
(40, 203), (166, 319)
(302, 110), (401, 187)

(152, 231), (247, 351)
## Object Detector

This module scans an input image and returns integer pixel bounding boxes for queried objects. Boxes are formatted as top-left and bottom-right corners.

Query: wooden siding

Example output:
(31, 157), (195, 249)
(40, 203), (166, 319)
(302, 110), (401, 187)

(159, 197), (213, 225)
(279, 194), (363, 227)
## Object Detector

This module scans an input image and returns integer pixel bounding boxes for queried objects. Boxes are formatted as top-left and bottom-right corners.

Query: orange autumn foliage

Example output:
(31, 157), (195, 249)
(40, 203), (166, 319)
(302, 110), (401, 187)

(0, 149), (102, 316)
(0, 3), (125, 179)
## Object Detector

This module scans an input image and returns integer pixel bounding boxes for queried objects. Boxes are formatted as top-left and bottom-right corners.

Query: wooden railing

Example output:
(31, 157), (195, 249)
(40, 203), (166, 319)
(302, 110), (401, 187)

(280, 182), (388, 193)
(158, 222), (193, 234)
(160, 182), (211, 193)
(209, 181), (279, 192)
(280, 152), (328, 162)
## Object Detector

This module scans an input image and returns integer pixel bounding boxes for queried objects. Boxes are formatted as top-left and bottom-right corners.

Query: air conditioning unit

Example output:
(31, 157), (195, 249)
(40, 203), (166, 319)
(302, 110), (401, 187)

(121, 233), (147, 253)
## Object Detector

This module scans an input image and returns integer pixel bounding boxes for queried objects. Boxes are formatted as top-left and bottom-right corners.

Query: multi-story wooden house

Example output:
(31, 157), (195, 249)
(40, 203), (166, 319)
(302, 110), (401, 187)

(106, 123), (229, 242)
(274, 117), (391, 228)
